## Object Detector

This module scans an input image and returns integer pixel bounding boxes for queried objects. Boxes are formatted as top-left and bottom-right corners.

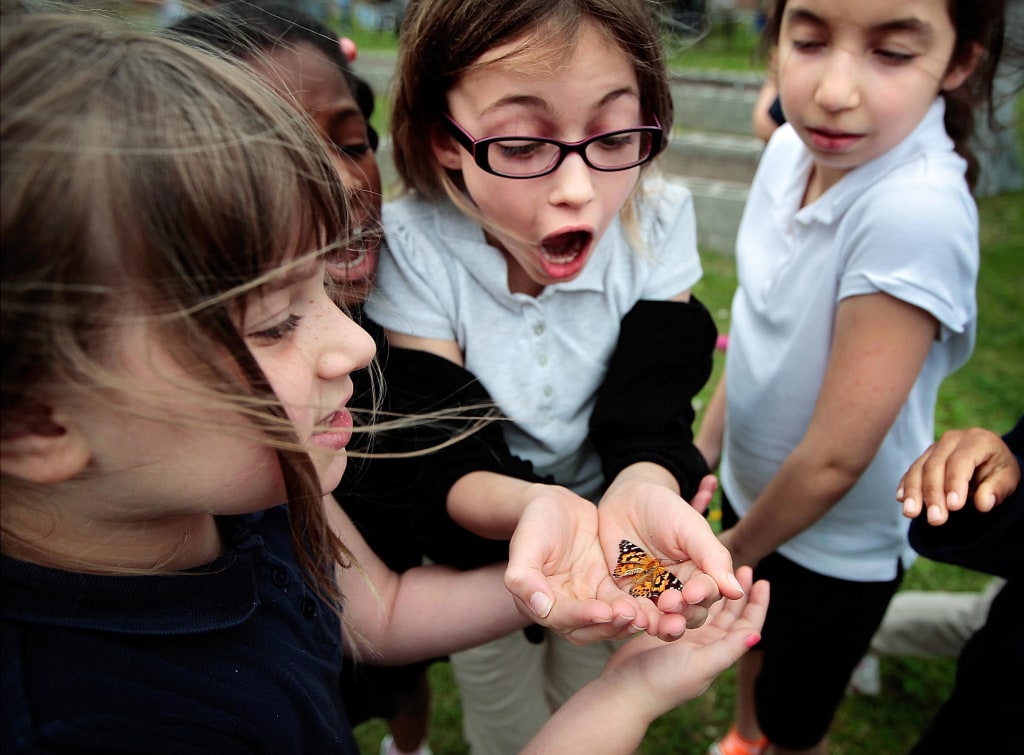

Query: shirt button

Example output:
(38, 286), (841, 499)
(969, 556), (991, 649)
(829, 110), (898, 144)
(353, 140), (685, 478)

(271, 568), (289, 587)
(544, 386), (553, 397)
(538, 355), (548, 366)
(533, 323), (545, 336)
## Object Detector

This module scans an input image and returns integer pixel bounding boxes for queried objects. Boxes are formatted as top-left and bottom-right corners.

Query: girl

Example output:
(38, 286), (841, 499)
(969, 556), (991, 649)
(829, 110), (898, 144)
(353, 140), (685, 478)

(364, 0), (737, 751)
(694, 1), (1008, 753)
(1, 9), (768, 754)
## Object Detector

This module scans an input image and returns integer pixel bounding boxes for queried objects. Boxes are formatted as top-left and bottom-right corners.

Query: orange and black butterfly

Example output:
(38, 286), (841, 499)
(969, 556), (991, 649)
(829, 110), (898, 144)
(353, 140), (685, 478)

(612, 539), (684, 599)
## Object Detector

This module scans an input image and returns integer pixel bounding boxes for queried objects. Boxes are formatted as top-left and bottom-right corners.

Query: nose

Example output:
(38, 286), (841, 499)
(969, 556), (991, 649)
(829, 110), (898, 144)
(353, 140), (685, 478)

(548, 151), (596, 208)
(330, 150), (369, 193)
(814, 49), (861, 112)
(315, 293), (376, 381)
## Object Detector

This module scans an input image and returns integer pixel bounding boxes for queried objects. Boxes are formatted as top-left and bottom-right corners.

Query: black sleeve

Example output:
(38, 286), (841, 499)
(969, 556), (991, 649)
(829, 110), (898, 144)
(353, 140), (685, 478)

(908, 416), (1024, 580)
(588, 297), (716, 501)
(336, 333), (547, 571)
(768, 95), (786, 127)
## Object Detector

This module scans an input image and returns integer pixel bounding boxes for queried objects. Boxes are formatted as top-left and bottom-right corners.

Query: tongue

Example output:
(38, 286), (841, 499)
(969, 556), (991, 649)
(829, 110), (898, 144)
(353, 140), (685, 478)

(543, 230), (589, 263)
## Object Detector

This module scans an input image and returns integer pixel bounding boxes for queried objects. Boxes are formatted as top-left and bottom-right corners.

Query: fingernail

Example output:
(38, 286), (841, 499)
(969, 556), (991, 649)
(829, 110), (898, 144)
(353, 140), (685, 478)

(727, 574), (745, 596)
(896, 486), (904, 501)
(529, 592), (552, 618)
(745, 632), (762, 648)
(927, 506), (943, 523)
(902, 497), (917, 514)
(947, 491), (960, 508)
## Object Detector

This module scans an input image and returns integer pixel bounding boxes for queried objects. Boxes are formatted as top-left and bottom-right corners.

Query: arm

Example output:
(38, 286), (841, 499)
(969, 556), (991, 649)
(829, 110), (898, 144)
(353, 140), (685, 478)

(722, 292), (938, 568)
(522, 568), (769, 754)
(752, 76), (783, 143)
(328, 495), (530, 664)
(588, 297), (716, 501)
(695, 373), (727, 471)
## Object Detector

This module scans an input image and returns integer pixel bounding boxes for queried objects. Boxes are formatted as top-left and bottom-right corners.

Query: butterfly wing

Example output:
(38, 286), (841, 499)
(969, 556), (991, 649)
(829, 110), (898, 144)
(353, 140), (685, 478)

(613, 539), (685, 599)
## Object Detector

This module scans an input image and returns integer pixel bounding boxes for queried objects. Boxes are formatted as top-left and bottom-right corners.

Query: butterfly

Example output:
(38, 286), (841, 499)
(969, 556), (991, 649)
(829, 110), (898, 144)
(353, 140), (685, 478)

(612, 539), (684, 599)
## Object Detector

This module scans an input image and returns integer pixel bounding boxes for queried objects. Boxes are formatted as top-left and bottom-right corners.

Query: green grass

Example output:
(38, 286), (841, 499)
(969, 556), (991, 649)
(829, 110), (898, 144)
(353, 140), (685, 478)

(354, 190), (1022, 753)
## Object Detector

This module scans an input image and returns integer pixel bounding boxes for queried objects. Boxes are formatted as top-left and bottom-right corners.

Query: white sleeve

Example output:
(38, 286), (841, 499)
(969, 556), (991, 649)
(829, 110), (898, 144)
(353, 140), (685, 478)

(636, 177), (704, 300)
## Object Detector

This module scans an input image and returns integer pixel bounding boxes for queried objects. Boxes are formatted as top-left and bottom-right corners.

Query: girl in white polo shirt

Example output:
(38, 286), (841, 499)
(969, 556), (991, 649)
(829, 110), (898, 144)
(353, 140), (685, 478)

(696, 1), (1009, 754)
(364, 0), (747, 751)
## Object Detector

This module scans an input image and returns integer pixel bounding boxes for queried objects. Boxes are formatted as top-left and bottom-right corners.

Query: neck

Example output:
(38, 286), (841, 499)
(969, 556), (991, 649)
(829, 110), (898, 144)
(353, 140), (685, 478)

(2, 496), (224, 573)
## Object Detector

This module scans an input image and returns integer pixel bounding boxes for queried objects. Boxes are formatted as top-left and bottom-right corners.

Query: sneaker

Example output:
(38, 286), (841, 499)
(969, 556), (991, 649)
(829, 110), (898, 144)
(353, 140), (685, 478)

(379, 734), (434, 755)
(708, 726), (768, 755)
(848, 653), (881, 696)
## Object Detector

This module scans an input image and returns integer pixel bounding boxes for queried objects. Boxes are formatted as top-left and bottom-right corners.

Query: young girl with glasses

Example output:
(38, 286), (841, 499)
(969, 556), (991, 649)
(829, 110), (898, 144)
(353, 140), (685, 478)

(695, 1), (1009, 753)
(362, 1), (736, 751)
(1, 9), (768, 754)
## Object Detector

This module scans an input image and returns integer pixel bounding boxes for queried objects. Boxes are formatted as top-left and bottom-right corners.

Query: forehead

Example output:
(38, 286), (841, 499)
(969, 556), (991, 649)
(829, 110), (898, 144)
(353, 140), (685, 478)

(454, 21), (637, 109)
(250, 42), (357, 113)
(782, 0), (954, 33)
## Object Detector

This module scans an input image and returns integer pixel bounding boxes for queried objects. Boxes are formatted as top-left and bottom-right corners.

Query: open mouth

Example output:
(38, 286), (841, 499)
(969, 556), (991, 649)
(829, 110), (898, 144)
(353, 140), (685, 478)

(541, 229), (592, 265)
(325, 224), (382, 284)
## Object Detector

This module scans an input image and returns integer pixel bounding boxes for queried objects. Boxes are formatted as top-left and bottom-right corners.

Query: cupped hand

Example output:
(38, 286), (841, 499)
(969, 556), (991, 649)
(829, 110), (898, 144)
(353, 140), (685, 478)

(600, 566), (769, 718)
(598, 468), (745, 632)
(505, 483), (656, 645)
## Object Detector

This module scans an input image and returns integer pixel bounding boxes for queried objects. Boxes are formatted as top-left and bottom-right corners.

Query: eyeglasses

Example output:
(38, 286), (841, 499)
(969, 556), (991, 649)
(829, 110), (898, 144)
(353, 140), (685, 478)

(443, 114), (665, 179)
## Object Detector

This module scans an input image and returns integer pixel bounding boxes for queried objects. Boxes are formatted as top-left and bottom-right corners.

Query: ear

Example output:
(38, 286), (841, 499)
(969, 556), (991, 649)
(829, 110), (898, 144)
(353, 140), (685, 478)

(431, 125), (463, 171)
(1, 401), (91, 484)
(941, 42), (982, 92)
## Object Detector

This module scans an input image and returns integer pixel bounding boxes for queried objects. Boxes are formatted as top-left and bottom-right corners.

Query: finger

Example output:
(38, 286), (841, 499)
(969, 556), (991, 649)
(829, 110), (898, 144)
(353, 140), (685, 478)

(504, 565), (559, 621)
(687, 474), (718, 515)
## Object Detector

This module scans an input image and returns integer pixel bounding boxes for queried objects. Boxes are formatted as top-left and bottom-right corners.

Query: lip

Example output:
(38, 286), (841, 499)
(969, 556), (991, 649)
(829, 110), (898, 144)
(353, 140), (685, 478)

(537, 226), (594, 281)
(806, 126), (863, 152)
(310, 406), (353, 451)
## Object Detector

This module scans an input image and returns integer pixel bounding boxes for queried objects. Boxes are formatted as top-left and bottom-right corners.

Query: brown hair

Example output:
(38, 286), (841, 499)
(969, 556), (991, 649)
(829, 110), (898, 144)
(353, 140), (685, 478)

(1, 10), (355, 604)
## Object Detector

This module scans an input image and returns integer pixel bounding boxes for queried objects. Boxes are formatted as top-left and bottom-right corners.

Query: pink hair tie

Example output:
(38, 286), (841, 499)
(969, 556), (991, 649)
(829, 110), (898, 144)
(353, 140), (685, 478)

(339, 37), (357, 62)
(715, 333), (729, 352)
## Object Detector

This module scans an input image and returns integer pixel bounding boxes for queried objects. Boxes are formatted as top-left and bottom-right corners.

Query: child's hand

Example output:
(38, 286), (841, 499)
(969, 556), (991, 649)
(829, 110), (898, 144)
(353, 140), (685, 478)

(898, 427), (1021, 525)
(597, 469), (745, 632)
(600, 566), (768, 716)
(505, 487), (658, 644)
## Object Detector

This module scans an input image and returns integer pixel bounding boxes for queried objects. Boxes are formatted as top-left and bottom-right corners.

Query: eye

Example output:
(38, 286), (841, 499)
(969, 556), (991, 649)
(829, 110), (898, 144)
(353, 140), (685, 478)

(248, 314), (302, 343)
(334, 142), (372, 160)
(874, 49), (916, 64)
(791, 38), (825, 52)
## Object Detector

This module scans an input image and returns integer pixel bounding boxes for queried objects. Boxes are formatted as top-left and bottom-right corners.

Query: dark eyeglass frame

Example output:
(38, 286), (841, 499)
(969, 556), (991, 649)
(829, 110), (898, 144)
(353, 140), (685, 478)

(443, 114), (665, 179)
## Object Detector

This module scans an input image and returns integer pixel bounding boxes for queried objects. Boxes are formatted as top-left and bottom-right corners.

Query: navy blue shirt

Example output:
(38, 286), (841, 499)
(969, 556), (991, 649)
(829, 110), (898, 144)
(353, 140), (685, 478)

(2, 505), (359, 754)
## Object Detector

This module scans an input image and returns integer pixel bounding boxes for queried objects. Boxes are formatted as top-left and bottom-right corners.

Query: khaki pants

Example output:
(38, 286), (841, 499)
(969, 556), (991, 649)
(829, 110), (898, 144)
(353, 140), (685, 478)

(450, 629), (617, 755)
(870, 577), (1005, 657)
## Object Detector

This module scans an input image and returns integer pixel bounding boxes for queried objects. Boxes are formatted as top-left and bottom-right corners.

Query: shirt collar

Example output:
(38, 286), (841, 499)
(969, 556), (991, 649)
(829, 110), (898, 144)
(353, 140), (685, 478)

(791, 98), (953, 226)
(1, 517), (261, 634)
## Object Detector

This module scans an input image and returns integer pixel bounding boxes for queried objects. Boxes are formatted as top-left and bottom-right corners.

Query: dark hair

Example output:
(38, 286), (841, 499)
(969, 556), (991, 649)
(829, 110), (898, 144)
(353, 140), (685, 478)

(391, 0), (673, 200)
(169, 0), (379, 149)
(2, 9), (355, 600)
(761, 0), (1008, 190)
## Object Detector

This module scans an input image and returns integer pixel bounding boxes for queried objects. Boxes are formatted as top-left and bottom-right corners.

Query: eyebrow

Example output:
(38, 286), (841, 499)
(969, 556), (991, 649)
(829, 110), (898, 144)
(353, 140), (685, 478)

(480, 87), (640, 119)
(785, 7), (935, 43)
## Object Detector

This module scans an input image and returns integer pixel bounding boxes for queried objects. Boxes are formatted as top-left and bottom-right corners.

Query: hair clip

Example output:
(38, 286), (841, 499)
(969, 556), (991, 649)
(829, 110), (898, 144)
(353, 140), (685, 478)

(339, 37), (357, 63)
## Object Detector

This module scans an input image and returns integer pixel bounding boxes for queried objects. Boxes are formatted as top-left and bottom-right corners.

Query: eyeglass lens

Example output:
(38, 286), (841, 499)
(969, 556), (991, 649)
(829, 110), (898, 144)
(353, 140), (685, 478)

(487, 130), (656, 177)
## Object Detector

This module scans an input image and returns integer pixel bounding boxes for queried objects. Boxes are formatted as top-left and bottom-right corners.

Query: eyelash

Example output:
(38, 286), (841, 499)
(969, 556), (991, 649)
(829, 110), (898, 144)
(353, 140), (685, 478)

(334, 142), (371, 159)
(249, 314), (302, 343)
(791, 39), (915, 64)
